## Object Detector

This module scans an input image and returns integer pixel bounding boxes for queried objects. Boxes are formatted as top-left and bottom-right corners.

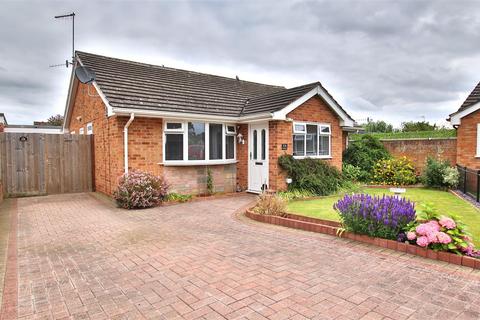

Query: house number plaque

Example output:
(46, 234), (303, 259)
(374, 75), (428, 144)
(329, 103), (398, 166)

(281, 144), (288, 150)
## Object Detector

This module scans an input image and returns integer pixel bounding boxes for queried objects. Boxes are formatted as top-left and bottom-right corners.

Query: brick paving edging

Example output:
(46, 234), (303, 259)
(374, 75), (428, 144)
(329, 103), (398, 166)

(0, 199), (17, 320)
(245, 209), (480, 270)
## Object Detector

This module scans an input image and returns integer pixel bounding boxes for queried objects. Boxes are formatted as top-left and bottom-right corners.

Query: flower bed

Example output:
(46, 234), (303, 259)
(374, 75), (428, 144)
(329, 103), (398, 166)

(245, 208), (480, 269)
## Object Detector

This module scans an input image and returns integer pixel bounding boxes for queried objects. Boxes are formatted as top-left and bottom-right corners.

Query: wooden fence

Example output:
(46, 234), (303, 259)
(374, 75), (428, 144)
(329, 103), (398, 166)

(0, 133), (93, 197)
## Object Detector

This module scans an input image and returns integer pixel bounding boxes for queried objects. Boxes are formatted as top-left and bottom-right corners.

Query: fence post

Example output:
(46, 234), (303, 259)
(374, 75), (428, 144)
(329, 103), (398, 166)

(464, 166), (467, 194)
(477, 170), (480, 202)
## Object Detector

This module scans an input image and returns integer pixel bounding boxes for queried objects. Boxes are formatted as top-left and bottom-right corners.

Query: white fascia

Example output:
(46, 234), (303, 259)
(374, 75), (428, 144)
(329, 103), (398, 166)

(450, 101), (480, 126)
(111, 107), (273, 123)
(271, 85), (355, 127)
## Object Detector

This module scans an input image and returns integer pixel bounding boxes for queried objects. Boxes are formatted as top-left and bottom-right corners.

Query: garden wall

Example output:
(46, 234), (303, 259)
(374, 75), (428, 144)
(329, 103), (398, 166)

(380, 138), (457, 174)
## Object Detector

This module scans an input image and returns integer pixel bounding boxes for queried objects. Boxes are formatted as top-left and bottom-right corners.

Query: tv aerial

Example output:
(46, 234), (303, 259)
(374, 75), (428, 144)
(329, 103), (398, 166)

(50, 12), (75, 68)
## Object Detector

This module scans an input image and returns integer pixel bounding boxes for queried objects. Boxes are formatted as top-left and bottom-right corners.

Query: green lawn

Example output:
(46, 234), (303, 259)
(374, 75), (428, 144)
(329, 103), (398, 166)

(287, 187), (480, 244)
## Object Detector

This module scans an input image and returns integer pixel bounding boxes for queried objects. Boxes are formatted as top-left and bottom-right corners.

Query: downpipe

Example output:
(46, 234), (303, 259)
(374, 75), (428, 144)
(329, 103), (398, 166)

(124, 113), (135, 174)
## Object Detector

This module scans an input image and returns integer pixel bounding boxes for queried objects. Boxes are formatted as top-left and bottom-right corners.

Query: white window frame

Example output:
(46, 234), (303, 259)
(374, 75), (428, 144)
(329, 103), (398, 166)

(162, 120), (237, 165)
(79, 127), (84, 135)
(86, 122), (93, 135)
(476, 123), (480, 157)
(293, 122), (332, 159)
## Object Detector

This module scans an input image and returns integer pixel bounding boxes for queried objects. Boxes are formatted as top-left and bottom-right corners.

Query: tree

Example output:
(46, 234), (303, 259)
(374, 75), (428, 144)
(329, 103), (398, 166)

(401, 121), (435, 132)
(364, 120), (393, 133)
(46, 114), (64, 126)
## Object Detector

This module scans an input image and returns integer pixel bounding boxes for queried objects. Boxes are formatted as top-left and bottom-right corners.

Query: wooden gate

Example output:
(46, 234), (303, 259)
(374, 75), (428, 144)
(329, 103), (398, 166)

(0, 133), (93, 197)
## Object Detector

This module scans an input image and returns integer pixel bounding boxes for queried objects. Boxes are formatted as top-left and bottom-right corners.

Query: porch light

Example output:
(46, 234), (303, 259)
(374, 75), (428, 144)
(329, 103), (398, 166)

(237, 133), (245, 144)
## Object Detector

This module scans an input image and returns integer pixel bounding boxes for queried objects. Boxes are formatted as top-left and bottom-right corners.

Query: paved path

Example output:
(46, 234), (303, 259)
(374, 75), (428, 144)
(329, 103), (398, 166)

(5, 193), (480, 319)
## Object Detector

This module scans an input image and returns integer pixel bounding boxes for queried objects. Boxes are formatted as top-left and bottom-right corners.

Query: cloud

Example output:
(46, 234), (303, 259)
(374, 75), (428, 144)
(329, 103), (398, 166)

(0, 0), (479, 126)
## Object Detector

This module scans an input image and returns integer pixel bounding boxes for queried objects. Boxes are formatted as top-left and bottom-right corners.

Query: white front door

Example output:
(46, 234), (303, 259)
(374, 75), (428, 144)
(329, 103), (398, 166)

(248, 122), (269, 193)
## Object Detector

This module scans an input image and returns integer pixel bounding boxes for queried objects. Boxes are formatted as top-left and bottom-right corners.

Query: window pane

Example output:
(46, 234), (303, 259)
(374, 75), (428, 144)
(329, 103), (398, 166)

(261, 129), (266, 160)
(306, 125), (317, 156)
(209, 123), (223, 160)
(294, 124), (305, 133)
(227, 125), (236, 133)
(226, 135), (235, 159)
(319, 135), (330, 156)
(165, 134), (183, 160)
(321, 126), (330, 133)
(253, 130), (258, 160)
(293, 134), (305, 156)
(167, 122), (182, 130)
(188, 122), (205, 160)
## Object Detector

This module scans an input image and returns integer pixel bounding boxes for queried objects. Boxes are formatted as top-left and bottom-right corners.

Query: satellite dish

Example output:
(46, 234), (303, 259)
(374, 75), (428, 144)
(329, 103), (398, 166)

(75, 66), (96, 84)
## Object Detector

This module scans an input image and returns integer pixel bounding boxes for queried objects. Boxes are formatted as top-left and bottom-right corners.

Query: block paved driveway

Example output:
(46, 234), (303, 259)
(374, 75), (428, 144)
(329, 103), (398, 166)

(9, 193), (480, 319)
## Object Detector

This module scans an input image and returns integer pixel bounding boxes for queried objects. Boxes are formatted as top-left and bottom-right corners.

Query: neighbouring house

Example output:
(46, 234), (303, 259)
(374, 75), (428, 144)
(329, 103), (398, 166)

(0, 113), (63, 134)
(63, 52), (357, 195)
(449, 81), (480, 168)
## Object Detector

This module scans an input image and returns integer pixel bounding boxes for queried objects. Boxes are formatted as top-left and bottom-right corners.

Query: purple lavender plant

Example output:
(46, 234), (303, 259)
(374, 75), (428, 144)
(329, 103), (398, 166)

(334, 194), (416, 240)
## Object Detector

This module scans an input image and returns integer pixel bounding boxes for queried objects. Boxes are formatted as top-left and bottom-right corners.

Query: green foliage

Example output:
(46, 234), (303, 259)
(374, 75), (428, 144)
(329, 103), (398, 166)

(165, 193), (193, 203)
(278, 155), (343, 196)
(372, 156), (417, 186)
(350, 129), (456, 141)
(277, 189), (316, 201)
(423, 157), (452, 188)
(364, 120), (393, 133)
(206, 168), (214, 195)
(343, 135), (391, 181)
(342, 164), (363, 182)
(46, 114), (64, 126)
(442, 167), (460, 189)
(254, 193), (287, 216)
(401, 121), (436, 132)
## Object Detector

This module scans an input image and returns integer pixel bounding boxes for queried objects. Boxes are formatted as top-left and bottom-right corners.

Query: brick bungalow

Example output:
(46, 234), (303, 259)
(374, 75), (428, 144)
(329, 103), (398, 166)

(63, 52), (356, 195)
(449, 82), (480, 169)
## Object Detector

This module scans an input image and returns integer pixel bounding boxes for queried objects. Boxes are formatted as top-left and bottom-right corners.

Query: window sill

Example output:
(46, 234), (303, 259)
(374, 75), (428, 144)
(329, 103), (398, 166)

(159, 159), (238, 166)
(293, 156), (332, 160)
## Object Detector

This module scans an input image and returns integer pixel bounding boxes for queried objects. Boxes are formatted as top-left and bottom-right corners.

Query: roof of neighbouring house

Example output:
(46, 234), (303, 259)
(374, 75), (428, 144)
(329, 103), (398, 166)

(0, 113), (7, 125)
(75, 51), (354, 121)
(451, 81), (480, 117)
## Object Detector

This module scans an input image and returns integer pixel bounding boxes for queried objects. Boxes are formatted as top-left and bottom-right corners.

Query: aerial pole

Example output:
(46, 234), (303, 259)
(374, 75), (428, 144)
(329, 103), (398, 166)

(53, 12), (76, 67)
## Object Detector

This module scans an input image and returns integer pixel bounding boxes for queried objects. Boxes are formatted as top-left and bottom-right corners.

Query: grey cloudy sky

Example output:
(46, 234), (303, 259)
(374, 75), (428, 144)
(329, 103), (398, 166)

(1, 0), (480, 126)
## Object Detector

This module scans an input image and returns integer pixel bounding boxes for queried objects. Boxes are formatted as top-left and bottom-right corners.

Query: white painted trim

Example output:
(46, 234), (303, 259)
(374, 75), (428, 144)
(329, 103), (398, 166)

(247, 122), (269, 192)
(477, 123), (480, 157)
(450, 101), (480, 125)
(292, 121), (332, 158)
(271, 86), (355, 127)
(92, 81), (114, 116)
(159, 160), (238, 166)
(4, 127), (64, 134)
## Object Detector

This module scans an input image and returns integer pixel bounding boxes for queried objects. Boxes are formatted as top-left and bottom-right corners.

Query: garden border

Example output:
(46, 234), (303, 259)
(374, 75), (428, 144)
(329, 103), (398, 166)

(245, 209), (480, 270)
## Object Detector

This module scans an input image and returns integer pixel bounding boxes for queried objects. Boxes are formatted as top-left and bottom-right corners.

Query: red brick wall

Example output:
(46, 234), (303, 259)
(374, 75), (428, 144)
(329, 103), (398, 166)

(68, 82), (123, 195)
(236, 124), (249, 190)
(0, 124), (4, 132)
(381, 138), (457, 174)
(268, 96), (345, 191)
(457, 109), (480, 169)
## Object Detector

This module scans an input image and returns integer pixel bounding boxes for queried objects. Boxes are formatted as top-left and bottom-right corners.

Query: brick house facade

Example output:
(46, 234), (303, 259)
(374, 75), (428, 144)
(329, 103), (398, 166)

(64, 52), (356, 196)
(450, 82), (480, 169)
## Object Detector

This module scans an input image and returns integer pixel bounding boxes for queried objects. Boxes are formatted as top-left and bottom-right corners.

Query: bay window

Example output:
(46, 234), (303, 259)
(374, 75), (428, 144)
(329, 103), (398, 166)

(164, 121), (236, 164)
(293, 122), (331, 158)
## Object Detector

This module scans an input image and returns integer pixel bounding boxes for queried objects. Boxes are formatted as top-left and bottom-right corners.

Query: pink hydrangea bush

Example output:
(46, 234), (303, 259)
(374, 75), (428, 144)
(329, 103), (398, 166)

(114, 170), (169, 209)
(405, 214), (479, 257)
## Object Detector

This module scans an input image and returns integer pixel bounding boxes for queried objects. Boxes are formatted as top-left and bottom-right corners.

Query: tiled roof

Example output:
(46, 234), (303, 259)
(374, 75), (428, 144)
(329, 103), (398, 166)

(75, 52), (353, 121)
(454, 81), (480, 115)
(76, 51), (284, 117)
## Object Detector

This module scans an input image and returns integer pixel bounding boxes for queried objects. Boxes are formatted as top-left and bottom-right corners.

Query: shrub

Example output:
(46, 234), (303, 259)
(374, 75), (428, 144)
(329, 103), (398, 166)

(334, 194), (416, 240)
(277, 189), (316, 201)
(206, 168), (214, 195)
(343, 135), (391, 181)
(342, 164), (363, 182)
(254, 193), (287, 216)
(443, 167), (459, 189)
(423, 157), (456, 188)
(165, 193), (193, 203)
(114, 170), (169, 209)
(405, 205), (479, 257)
(278, 155), (343, 196)
(372, 157), (417, 186)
